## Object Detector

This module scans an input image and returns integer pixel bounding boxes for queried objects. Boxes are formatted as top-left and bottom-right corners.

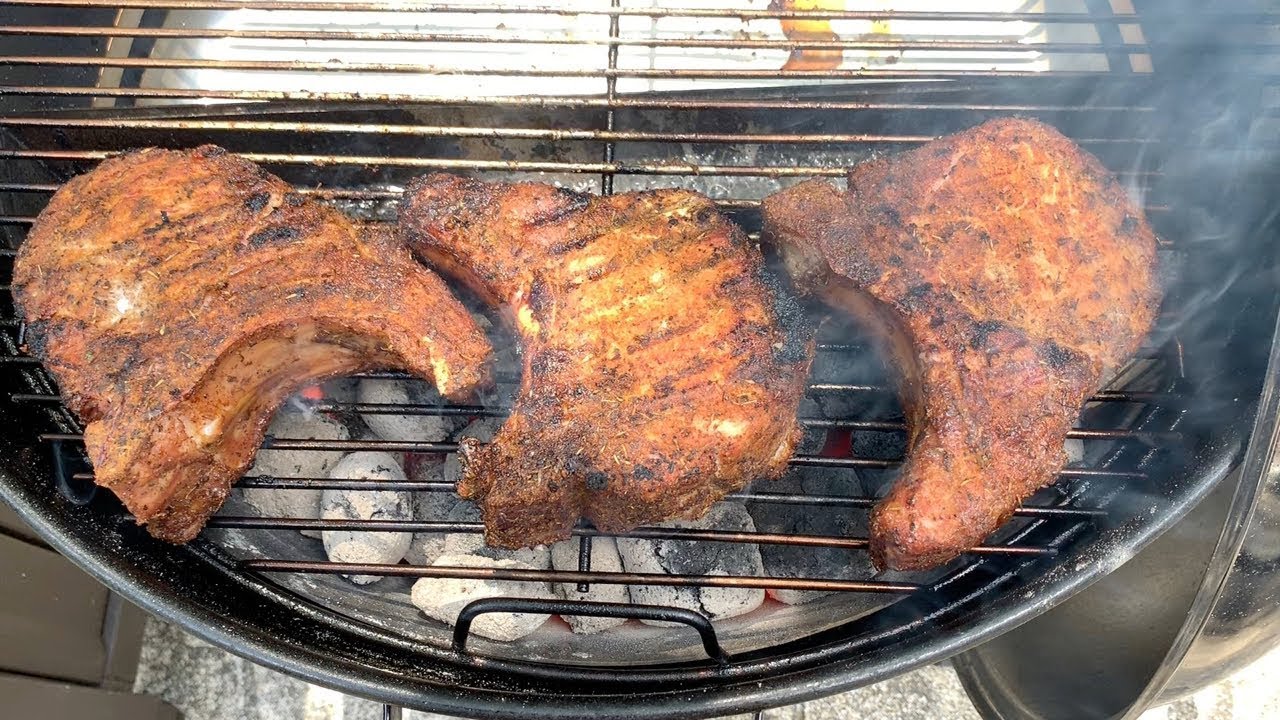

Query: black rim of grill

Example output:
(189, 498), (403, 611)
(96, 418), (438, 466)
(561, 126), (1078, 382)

(0, 0), (1277, 716)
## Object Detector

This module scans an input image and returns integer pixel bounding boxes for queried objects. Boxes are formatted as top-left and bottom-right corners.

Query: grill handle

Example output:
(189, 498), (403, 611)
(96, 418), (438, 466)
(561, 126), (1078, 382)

(451, 598), (730, 664)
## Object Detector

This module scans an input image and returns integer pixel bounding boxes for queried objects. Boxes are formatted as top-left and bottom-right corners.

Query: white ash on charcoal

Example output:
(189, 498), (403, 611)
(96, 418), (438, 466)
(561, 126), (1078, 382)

(404, 540), (449, 568)
(240, 408), (349, 539)
(403, 456), (472, 567)
(404, 415), (532, 568)
(451, 415), (506, 444)
(357, 378), (461, 442)
(443, 502), (552, 569)
(616, 502), (765, 626)
(549, 537), (630, 634)
(320, 452), (412, 585)
(358, 427), (404, 469)
(748, 465), (877, 605)
(404, 523), (448, 567)
(410, 554), (554, 642)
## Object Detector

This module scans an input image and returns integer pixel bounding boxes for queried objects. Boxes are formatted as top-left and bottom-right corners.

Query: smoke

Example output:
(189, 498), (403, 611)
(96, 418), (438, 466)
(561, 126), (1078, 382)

(1115, 3), (1280, 429)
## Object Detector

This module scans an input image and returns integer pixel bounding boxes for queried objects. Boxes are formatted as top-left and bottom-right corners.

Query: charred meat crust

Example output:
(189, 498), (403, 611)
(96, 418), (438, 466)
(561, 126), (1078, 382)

(761, 118), (1161, 571)
(400, 173), (816, 548)
(12, 146), (494, 542)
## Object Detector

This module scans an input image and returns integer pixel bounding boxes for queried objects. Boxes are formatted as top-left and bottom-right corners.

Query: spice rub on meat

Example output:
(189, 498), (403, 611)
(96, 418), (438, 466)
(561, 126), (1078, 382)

(12, 146), (493, 542)
(762, 118), (1161, 570)
(400, 174), (813, 548)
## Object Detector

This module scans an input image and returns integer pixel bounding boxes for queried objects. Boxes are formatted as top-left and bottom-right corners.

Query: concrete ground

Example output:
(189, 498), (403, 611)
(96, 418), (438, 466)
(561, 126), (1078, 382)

(134, 617), (1280, 720)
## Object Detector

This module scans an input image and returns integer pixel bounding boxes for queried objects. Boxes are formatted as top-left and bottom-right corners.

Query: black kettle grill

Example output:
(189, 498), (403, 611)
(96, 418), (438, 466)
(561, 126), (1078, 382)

(2, 1), (1279, 718)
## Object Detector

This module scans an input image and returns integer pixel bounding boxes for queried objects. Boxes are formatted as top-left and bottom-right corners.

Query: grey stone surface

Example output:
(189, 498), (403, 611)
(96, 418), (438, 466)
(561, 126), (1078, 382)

(134, 614), (1280, 720)
(798, 664), (981, 720)
(132, 618), (464, 720)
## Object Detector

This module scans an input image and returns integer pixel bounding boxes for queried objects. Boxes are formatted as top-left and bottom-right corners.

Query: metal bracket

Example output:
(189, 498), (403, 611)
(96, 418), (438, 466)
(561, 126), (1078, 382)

(451, 598), (730, 664)
(50, 439), (96, 505)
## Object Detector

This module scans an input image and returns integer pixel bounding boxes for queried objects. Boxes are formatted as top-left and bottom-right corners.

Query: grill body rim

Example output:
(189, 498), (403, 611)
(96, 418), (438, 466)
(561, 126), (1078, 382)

(0, 413), (1246, 718)
(953, 312), (1280, 720)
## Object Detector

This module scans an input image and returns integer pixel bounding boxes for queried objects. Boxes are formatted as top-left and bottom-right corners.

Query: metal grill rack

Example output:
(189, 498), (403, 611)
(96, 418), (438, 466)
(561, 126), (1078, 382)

(0, 0), (1274, 714)
(8, 323), (1177, 663)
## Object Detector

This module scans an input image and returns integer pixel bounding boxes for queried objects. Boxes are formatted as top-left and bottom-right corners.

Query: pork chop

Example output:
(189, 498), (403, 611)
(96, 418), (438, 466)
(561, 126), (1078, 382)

(12, 146), (493, 542)
(400, 174), (813, 548)
(761, 118), (1161, 570)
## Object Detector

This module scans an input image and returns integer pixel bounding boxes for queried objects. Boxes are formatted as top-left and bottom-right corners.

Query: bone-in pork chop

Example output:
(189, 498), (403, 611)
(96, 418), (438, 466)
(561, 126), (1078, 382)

(13, 146), (493, 542)
(400, 174), (813, 548)
(762, 118), (1161, 570)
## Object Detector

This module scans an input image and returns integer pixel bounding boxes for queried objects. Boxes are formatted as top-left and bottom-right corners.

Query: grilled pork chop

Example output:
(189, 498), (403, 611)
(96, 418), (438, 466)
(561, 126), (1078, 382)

(400, 174), (813, 548)
(12, 146), (493, 542)
(762, 118), (1161, 570)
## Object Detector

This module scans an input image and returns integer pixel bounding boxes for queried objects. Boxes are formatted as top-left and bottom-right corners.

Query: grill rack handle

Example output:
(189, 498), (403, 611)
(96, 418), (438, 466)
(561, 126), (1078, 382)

(451, 598), (731, 664)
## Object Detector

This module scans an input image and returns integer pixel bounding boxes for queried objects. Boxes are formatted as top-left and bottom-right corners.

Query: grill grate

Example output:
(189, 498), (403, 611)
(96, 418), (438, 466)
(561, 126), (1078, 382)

(6, 327), (1177, 654)
(0, 0), (1265, 687)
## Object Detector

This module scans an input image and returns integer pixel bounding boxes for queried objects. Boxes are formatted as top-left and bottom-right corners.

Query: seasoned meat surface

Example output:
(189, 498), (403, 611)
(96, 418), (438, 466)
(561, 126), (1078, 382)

(400, 174), (813, 548)
(13, 146), (492, 542)
(762, 118), (1161, 570)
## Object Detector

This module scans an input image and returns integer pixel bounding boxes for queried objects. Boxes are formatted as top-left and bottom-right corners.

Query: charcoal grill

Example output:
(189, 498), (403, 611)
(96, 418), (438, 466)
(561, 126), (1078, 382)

(1, 1), (1279, 718)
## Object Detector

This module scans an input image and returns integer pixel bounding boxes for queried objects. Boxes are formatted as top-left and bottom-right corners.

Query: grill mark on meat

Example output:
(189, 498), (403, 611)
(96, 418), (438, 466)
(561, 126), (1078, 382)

(143, 210), (172, 234)
(244, 192), (272, 213)
(876, 204), (903, 226)
(903, 283), (934, 308)
(23, 320), (50, 373)
(762, 118), (1160, 571)
(1039, 339), (1079, 370)
(533, 191), (591, 229)
(585, 471), (609, 491)
(969, 320), (1007, 351)
(401, 173), (814, 547)
(527, 275), (554, 315)
(246, 225), (300, 248)
(547, 229), (607, 255)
